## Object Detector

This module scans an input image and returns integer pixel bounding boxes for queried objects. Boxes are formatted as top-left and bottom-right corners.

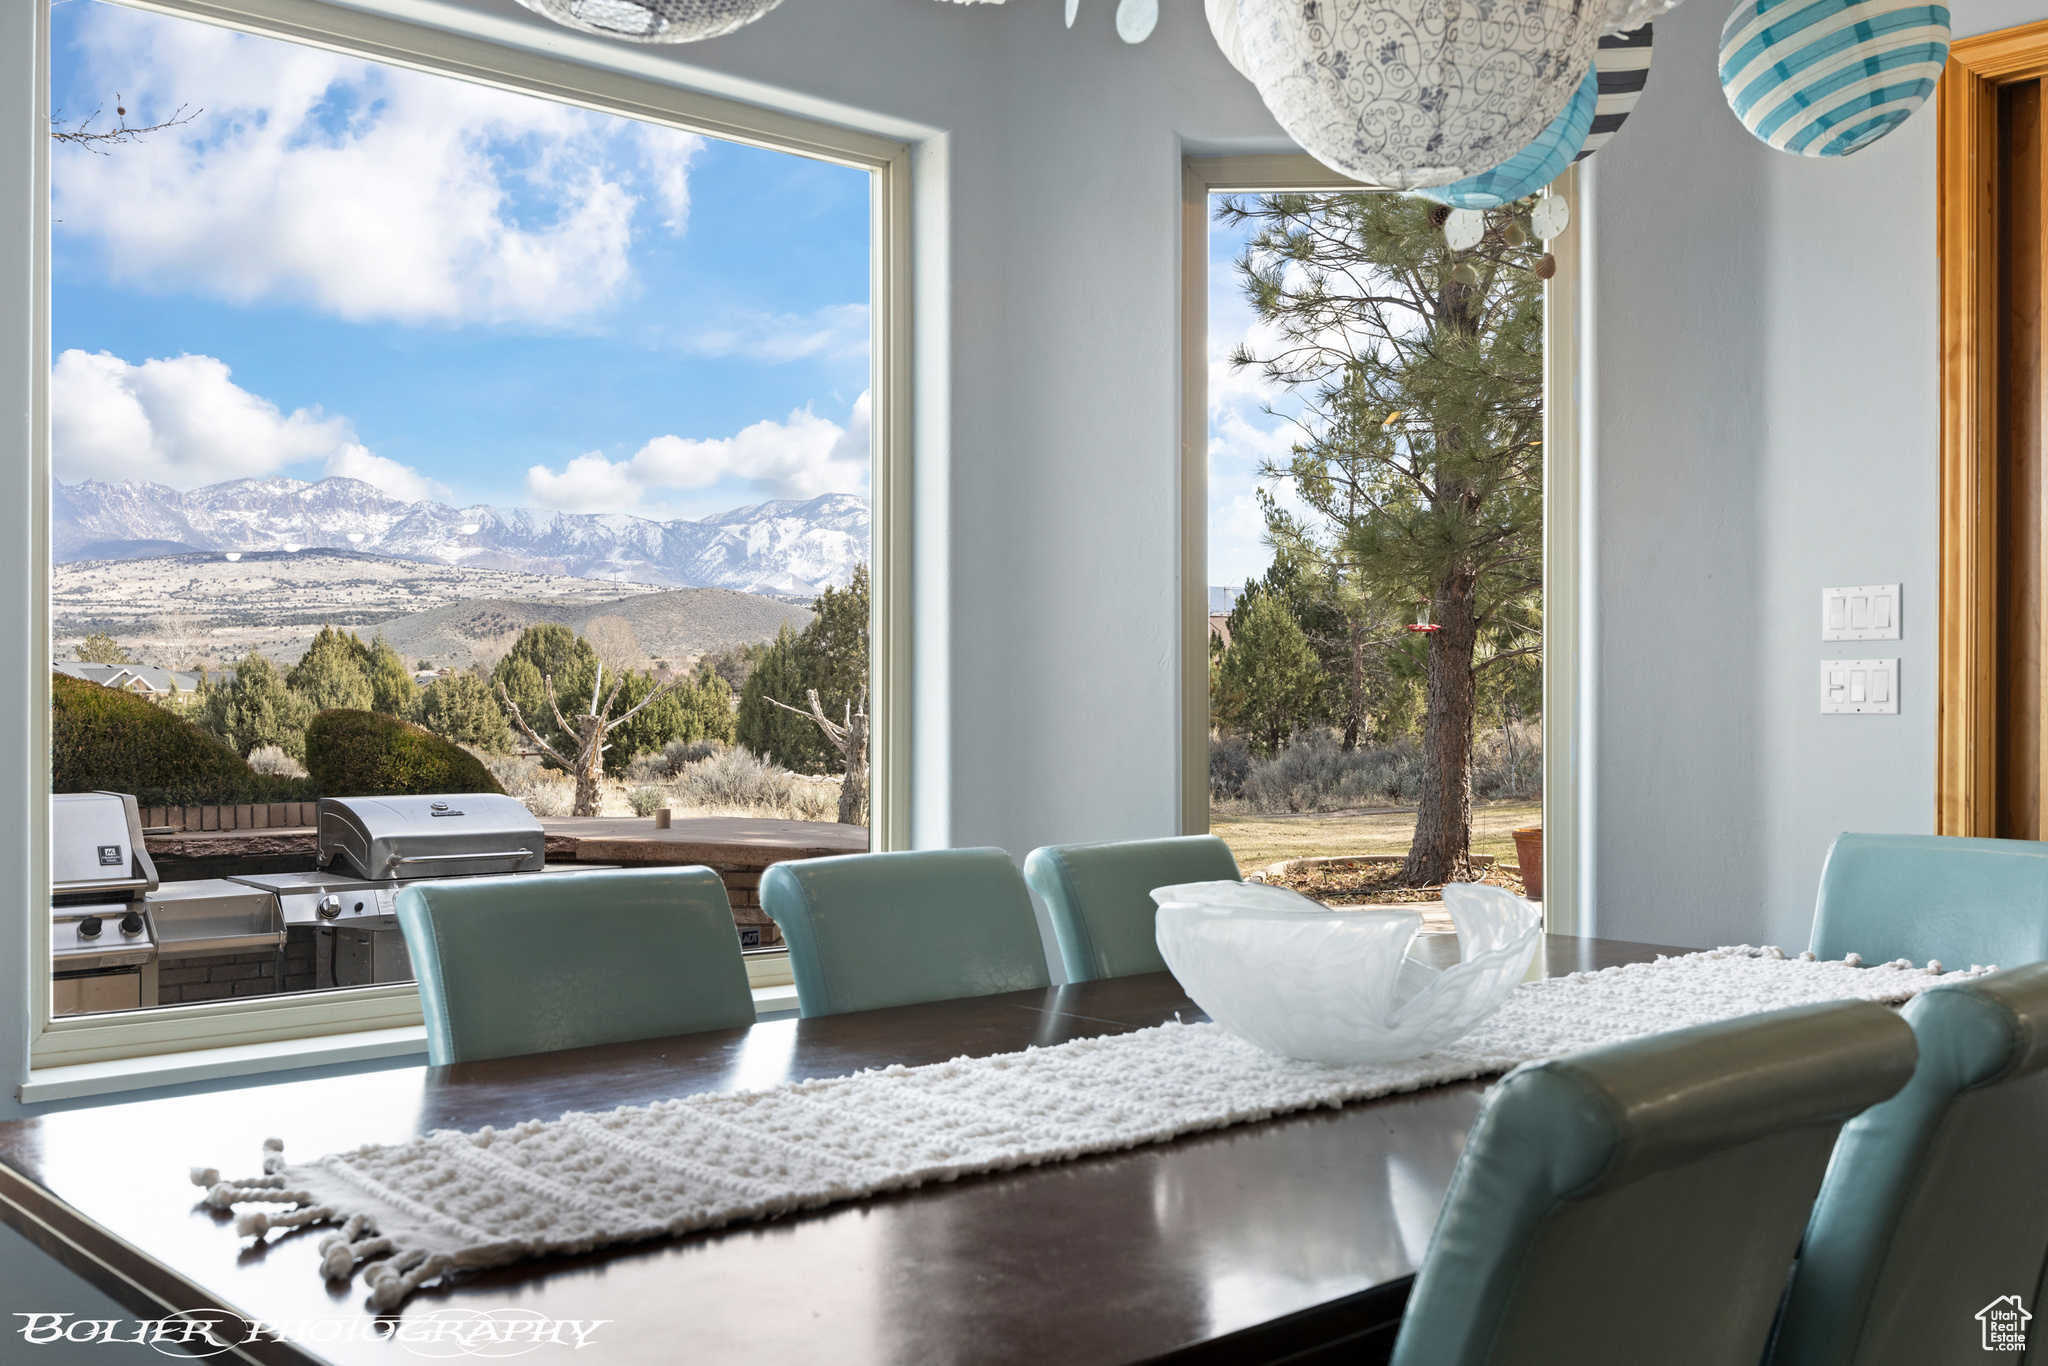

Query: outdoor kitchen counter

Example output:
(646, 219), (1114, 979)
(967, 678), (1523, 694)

(539, 814), (867, 864)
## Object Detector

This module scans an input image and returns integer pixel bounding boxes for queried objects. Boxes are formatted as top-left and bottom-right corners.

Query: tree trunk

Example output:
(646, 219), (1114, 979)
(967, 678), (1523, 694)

(573, 716), (605, 817)
(838, 706), (869, 826)
(1401, 575), (1479, 885)
(1342, 612), (1366, 752)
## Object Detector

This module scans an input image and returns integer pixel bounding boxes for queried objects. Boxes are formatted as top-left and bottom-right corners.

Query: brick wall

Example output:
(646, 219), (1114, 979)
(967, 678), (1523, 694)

(141, 804), (317, 832)
(155, 928), (315, 1004)
(713, 866), (780, 949)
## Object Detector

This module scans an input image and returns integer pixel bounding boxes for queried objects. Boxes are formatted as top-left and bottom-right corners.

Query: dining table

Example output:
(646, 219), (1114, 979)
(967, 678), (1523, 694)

(0, 934), (1691, 1366)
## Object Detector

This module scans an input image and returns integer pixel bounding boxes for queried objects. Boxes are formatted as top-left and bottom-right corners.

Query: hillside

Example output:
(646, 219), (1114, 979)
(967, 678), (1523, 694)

(370, 587), (814, 672)
(52, 549), (658, 666)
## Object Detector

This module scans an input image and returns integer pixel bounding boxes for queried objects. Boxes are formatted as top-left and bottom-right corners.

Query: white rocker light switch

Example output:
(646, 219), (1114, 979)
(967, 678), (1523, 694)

(1821, 660), (1899, 715)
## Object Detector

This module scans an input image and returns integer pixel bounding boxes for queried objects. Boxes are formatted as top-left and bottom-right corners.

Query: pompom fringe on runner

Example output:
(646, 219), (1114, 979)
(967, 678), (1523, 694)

(194, 946), (1987, 1310)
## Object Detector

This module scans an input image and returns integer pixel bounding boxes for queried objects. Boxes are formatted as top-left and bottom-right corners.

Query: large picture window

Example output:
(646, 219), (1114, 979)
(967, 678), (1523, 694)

(1182, 156), (1580, 931)
(30, 0), (910, 1072)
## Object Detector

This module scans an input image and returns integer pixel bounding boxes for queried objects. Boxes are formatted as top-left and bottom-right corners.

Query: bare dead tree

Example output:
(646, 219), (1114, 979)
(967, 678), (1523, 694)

(497, 661), (677, 818)
(51, 98), (200, 153)
(768, 688), (867, 826)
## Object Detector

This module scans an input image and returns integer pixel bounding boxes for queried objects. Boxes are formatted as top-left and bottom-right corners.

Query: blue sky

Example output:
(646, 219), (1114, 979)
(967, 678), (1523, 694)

(48, 0), (871, 522)
(1208, 197), (1306, 593)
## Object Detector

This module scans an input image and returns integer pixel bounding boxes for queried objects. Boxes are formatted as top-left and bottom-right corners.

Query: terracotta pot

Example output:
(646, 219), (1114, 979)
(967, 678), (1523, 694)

(1511, 827), (1544, 902)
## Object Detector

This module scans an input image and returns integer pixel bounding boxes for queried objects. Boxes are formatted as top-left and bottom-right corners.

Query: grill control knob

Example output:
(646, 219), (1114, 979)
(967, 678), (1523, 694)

(78, 915), (102, 939)
(316, 894), (343, 920)
(120, 911), (144, 936)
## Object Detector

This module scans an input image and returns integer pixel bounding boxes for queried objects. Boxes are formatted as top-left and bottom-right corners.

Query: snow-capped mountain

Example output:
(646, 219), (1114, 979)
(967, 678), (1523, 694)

(52, 478), (870, 594)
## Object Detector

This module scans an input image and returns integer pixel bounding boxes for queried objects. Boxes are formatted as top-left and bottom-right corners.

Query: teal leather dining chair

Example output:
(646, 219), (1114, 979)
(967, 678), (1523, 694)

(761, 847), (1051, 1017)
(1388, 1001), (1916, 1366)
(1022, 835), (1241, 982)
(1811, 833), (2048, 969)
(396, 866), (755, 1065)
(1767, 962), (2048, 1366)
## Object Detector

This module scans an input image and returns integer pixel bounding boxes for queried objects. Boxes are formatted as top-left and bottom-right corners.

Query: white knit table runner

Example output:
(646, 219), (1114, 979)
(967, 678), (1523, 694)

(198, 947), (1984, 1309)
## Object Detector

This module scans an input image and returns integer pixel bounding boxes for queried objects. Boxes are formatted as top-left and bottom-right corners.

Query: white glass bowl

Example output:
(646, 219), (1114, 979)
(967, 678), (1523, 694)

(1150, 880), (1542, 1064)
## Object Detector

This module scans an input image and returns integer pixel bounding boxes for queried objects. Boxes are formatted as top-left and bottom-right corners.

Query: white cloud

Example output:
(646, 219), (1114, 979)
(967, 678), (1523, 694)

(51, 348), (440, 499)
(689, 305), (871, 363)
(54, 349), (340, 485)
(52, 5), (704, 326)
(324, 444), (449, 503)
(525, 391), (871, 513)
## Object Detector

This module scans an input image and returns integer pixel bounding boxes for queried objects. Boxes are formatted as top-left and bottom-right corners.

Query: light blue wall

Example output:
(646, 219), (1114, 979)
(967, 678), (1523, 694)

(1585, 0), (2048, 951)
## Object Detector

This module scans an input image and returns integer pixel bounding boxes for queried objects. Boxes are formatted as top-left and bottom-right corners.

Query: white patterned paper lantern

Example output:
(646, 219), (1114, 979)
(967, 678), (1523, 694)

(1235, 0), (1607, 191)
(1719, 0), (1949, 157)
(1416, 61), (1595, 210)
(512, 0), (782, 43)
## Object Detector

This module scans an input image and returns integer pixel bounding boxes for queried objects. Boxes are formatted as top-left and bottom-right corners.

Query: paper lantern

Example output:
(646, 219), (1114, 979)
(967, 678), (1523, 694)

(1416, 62), (1596, 210)
(1234, 0), (1605, 191)
(511, 0), (782, 43)
(1577, 24), (1653, 162)
(1719, 0), (1949, 157)
(1207, 0), (1253, 78)
(1601, 0), (1681, 39)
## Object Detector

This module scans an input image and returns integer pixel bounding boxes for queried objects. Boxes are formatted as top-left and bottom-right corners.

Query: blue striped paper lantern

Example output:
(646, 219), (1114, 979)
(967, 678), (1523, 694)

(1576, 24), (1654, 162)
(1719, 0), (1950, 158)
(1416, 62), (1598, 210)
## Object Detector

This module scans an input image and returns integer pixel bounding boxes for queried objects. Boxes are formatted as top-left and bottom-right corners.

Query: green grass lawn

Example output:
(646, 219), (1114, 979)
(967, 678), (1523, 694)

(1209, 800), (1542, 875)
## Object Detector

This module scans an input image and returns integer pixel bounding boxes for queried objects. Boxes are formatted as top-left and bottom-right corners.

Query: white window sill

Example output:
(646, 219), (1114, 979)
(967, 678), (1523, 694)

(21, 984), (804, 1104)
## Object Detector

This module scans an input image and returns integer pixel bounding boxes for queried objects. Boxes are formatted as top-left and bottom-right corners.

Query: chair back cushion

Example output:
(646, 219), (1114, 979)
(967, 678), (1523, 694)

(761, 847), (1051, 1016)
(397, 866), (755, 1065)
(1812, 833), (2048, 969)
(1391, 1000), (1916, 1366)
(1769, 963), (2048, 1366)
(1023, 835), (1241, 982)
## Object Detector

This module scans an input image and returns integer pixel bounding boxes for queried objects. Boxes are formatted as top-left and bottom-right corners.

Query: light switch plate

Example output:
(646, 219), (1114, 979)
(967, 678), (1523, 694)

(1821, 659), (1899, 714)
(1822, 584), (1901, 641)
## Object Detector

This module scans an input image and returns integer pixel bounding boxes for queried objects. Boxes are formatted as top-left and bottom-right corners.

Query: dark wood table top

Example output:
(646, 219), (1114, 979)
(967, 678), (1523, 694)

(0, 935), (1688, 1366)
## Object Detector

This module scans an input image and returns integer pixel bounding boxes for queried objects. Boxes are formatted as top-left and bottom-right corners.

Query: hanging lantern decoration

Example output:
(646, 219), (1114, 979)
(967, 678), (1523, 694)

(1233, 0), (1606, 190)
(1577, 24), (1654, 162)
(1600, 0), (1681, 39)
(1719, 0), (1950, 157)
(1207, 0), (1253, 77)
(1414, 62), (1597, 210)
(511, 0), (783, 43)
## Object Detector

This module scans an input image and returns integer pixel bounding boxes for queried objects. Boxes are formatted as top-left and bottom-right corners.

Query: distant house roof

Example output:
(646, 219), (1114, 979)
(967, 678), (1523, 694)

(1209, 614), (1232, 650)
(54, 661), (217, 694)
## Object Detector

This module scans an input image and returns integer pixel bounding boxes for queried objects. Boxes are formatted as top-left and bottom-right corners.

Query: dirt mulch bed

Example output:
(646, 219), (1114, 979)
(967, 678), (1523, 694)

(1261, 857), (1529, 907)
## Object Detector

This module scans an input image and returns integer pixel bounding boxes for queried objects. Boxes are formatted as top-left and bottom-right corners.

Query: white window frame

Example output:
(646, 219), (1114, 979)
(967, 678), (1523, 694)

(22, 0), (915, 1073)
(1179, 154), (1584, 932)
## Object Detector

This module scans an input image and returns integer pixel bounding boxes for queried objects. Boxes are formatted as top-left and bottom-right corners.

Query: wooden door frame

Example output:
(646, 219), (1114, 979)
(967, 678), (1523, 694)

(1939, 20), (2048, 835)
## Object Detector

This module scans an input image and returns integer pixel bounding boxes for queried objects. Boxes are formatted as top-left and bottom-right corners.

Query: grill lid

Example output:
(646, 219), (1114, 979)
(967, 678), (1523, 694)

(318, 794), (544, 882)
(52, 792), (159, 897)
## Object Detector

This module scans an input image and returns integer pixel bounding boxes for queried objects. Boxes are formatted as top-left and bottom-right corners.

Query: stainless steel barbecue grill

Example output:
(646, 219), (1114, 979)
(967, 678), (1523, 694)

(230, 795), (598, 990)
(51, 792), (291, 1015)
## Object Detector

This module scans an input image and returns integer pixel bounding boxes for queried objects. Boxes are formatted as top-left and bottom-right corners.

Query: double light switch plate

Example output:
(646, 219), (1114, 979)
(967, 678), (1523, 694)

(1822, 584), (1900, 641)
(1821, 660), (1898, 715)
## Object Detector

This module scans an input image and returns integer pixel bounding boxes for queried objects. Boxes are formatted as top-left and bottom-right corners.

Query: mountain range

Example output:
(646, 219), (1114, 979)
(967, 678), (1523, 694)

(53, 477), (870, 594)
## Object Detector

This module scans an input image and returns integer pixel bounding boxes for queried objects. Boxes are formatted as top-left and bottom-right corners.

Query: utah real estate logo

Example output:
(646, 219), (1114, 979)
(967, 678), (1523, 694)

(1979, 1295), (2032, 1352)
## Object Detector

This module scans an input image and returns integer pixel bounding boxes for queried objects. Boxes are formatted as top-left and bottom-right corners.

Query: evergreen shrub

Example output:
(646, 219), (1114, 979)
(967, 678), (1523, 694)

(52, 672), (318, 805)
(304, 709), (504, 798)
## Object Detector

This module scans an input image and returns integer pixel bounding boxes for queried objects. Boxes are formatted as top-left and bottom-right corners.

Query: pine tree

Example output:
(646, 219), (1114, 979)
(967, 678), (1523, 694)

(489, 624), (596, 757)
(1213, 594), (1324, 756)
(76, 632), (132, 666)
(200, 650), (317, 760)
(367, 637), (417, 717)
(288, 626), (373, 712)
(736, 624), (826, 771)
(415, 672), (511, 752)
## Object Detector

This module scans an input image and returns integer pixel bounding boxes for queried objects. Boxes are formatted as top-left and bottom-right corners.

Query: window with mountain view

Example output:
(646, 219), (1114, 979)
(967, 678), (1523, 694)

(46, 1), (873, 1017)
(1206, 191), (1544, 915)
